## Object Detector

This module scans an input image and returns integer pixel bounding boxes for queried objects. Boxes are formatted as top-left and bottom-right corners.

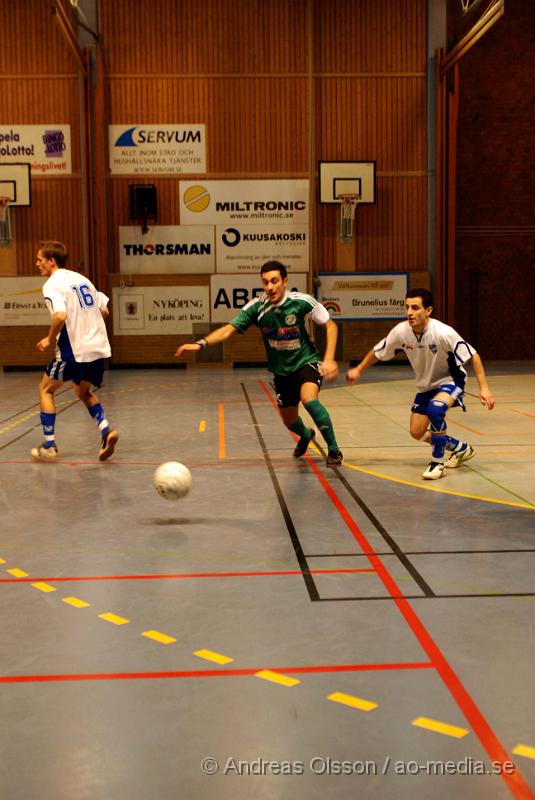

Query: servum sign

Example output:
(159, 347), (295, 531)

(109, 125), (206, 174)
(216, 224), (308, 273)
(180, 180), (309, 225)
(119, 226), (214, 273)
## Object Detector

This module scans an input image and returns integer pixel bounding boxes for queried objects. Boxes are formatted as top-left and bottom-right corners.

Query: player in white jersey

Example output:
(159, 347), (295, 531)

(31, 241), (119, 461)
(347, 288), (494, 480)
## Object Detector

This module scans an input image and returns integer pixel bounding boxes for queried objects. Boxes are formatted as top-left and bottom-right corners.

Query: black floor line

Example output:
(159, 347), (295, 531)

(315, 458), (436, 598)
(0, 385), (73, 427)
(241, 382), (319, 602)
(318, 591), (535, 602)
(0, 399), (79, 452)
(305, 548), (535, 557)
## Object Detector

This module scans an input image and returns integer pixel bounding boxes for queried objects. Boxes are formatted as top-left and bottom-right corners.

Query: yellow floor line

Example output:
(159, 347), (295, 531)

(412, 716), (469, 738)
(6, 568), (29, 578)
(218, 403), (226, 459)
(199, 419), (206, 433)
(142, 630), (177, 645)
(62, 597), (91, 608)
(327, 691), (378, 712)
(0, 558), (5, 564)
(344, 462), (535, 510)
(512, 744), (535, 761)
(62, 597), (90, 608)
(31, 582), (56, 593)
(194, 649), (234, 665)
(255, 669), (300, 687)
(98, 612), (129, 625)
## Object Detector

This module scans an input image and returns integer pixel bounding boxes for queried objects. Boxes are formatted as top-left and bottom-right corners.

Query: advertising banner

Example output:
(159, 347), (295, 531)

(180, 179), (309, 226)
(112, 286), (209, 335)
(0, 277), (48, 325)
(215, 223), (308, 273)
(0, 126), (71, 174)
(317, 273), (408, 320)
(119, 226), (214, 273)
(210, 273), (308, 324)
(109, 125), (206, 174)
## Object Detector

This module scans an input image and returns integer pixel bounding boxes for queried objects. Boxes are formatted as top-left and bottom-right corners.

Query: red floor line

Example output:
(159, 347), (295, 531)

(0, 661), (434, 684)
(258, 379), (534, 800)
(1, 568), (375, 584)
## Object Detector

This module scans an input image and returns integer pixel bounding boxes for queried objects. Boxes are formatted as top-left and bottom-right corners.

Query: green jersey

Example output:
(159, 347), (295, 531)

(230, 291), (330, 376)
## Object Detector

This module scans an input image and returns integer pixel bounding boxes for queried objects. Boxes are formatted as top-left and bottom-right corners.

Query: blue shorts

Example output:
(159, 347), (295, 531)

(411, 383), (465, 415)
(45, 358), (106, 388)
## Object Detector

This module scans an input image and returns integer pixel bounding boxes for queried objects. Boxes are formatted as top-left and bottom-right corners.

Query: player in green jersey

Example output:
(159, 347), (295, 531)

(175, 261), (343, 465)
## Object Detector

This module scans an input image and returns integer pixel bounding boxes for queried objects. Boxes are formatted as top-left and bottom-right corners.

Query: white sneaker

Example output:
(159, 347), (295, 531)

(422, 461), (446, 480)
(445, 444), (475, 469)
(31, 444), (58, 460)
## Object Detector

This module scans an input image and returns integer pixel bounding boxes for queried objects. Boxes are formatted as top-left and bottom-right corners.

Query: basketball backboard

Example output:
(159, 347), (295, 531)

(0, 163), (31, 206)
(319, 161), (376, 204)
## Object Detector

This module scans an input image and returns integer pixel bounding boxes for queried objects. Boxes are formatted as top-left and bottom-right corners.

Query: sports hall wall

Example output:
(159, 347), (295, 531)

(2, 1), (531, 366)
(448, 0), (535, 360)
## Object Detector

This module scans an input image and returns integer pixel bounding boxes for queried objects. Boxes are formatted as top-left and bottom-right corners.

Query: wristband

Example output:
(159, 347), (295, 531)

(195, 338), (208, 348)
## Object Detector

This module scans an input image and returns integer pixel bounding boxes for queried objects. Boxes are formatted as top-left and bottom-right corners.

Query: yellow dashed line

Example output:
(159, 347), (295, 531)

(327, 691), (378, 712)
(199, 420), (206, 433)
(62, 597), (91, 608)
(194, 649), (234, 665)
(512, 744), (535, 761)
(7, 568), (29, 578)
(98, 612), (130, 626)
(255, 670), (300, 687)
(142, 630), (177, 645)
(0, 558), (5, 564)
(412, 716), (469, 738)
(31, 582), (57, 593)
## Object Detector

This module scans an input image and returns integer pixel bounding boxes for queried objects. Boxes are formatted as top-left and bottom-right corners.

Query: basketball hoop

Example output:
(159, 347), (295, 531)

(0, 196), (12, 246)
(338, 193), (360, 243)
(0, 196), (10, 224)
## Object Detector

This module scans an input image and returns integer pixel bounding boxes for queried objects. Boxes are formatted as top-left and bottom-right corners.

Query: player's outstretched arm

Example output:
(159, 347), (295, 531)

(320, 319), (339, 381)
(346, 349), (378, 384)
(469, 353), (495, 410)
(36, 311), (67, 352)
(174, 324), (237, 358)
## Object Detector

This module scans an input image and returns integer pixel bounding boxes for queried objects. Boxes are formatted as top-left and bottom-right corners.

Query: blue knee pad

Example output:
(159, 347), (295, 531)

(427, 399), (448, 458)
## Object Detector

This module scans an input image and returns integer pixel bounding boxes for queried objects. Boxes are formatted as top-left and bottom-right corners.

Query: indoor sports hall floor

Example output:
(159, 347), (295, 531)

(0, 363), (534, 800)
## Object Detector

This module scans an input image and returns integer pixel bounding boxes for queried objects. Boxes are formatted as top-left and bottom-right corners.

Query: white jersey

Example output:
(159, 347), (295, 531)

(42, 268), (111, 363)
(373, 318), (476, 393)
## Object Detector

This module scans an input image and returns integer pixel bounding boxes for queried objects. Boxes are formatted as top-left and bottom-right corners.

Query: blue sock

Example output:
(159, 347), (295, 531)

(445, 435), (460, 452)
(88, 403), (109, 436)
(40, 412), (56, 447)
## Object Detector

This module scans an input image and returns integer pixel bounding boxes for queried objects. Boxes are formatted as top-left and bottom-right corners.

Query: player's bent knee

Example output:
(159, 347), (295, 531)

(427, 399), (448, 433)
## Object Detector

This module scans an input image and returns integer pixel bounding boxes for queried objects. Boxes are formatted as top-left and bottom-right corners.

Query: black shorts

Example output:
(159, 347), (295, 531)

(273, 363), (323, 408)
(45, 358), (106, 388)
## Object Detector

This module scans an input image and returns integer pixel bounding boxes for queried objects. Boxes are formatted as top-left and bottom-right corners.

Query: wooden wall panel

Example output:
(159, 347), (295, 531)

(101, 0), (308, 75)
(1, 0), (429, 366)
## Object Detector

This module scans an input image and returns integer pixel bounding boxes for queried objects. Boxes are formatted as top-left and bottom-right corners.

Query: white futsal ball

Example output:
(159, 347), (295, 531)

(153, 461), (192, 500)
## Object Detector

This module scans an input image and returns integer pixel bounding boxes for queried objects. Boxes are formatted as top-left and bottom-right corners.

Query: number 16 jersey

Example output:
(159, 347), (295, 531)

(42, 268), (111, 363)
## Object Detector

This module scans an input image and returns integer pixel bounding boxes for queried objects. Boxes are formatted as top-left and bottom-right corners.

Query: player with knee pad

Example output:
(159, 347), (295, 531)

(347, 288), (494, 480)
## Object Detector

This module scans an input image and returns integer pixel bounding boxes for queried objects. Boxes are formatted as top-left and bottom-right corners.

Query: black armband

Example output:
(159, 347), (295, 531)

(195, 338), (208, 348)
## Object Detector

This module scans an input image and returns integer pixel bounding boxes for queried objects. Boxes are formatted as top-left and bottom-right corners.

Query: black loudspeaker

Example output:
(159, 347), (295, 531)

(129, 185), (157, 231)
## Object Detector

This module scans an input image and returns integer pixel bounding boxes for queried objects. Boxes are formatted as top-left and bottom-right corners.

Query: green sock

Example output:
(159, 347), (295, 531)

(304, 399), (339, 452)
(288, 417), (312, 440)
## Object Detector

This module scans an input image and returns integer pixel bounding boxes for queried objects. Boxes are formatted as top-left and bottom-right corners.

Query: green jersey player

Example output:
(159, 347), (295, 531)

(175, 261), (343, 465)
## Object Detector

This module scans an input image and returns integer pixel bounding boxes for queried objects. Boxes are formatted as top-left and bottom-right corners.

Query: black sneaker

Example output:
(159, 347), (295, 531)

(99, 429), (119, 461)
(293, 429), (315, 458)
(326, 449), (343, 466)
